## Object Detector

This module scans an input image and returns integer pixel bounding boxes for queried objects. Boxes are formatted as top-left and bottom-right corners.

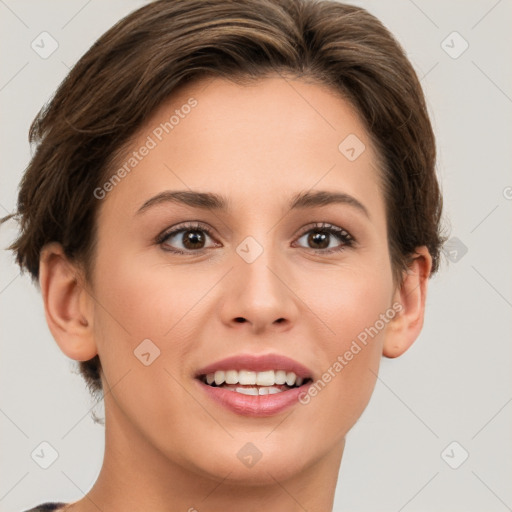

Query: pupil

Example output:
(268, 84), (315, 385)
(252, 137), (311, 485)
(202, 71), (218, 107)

(309, 231), (328, 249)
(184, 230), (204, 249)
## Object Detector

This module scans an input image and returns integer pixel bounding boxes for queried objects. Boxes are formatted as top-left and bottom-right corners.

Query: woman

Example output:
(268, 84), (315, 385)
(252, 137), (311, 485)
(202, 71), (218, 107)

(4, 0), (447, 510)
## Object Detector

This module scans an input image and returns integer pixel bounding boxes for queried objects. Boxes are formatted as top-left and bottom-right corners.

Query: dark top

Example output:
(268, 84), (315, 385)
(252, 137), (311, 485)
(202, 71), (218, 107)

(23, 503), (68, 512)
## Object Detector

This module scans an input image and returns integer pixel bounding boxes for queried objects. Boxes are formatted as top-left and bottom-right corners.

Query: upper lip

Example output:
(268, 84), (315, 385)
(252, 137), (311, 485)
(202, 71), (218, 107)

(195, 353), (312, 379)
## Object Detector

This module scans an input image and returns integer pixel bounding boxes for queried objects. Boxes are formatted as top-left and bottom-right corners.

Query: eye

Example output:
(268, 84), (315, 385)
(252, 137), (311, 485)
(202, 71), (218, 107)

(156, 221), (355, 255)
(157, 222), (218, 254)
(293, 222), (355, 254)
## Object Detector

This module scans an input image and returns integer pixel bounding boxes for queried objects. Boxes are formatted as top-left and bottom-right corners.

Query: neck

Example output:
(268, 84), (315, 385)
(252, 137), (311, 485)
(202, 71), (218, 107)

(75, 398), (345, 512)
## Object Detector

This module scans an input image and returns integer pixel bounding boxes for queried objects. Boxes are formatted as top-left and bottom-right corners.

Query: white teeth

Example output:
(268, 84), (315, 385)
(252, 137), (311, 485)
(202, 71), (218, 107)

(256, 370), (275, 386)
(285, 372), (296, 386)
(221, 385), (286, 395)
(238, 370), (257, 385)
(214, 371), (225, 386)
(235, 386), (259, 396)
(207, 369), (306, 387)
(225, 370), (238, 384)
(275, 370), (287, 385)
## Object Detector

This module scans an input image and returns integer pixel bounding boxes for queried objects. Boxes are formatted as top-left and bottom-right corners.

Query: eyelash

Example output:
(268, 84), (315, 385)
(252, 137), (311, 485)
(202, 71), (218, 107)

(156, 221), (355, 255)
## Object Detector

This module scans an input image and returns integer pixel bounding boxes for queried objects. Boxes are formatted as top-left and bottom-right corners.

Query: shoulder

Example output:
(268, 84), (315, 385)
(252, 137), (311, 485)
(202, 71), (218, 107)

(22, 502), (68, 512)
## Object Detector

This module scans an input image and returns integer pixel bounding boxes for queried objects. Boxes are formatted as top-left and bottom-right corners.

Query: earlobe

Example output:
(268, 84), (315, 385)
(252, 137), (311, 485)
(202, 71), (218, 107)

(383, 246), (433, 358)
(39, 242), (97, 361)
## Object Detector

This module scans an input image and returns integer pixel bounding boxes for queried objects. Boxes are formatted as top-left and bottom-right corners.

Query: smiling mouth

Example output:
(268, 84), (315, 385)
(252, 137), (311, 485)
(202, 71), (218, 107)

(198, 369), (312, 396)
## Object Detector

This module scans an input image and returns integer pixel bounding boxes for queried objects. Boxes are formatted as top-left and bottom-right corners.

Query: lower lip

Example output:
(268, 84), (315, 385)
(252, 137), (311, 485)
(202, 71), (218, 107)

(195, 379), (311, 417)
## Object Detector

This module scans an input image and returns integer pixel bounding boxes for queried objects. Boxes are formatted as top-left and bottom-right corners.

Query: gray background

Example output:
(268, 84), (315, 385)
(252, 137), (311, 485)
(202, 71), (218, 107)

(1, 1), (511, 511)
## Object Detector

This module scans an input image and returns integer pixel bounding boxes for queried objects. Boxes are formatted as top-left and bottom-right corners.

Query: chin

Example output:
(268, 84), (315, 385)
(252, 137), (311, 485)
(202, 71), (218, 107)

(182, 433), (318, 485)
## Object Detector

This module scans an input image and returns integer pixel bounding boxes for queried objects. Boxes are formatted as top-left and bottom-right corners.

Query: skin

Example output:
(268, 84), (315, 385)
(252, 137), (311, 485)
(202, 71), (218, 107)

(39, 75), (432, 512)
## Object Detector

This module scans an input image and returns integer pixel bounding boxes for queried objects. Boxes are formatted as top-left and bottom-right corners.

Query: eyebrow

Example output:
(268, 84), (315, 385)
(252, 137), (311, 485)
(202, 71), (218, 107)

(289, 190), (370, 219)
(136, 189), (370, 220)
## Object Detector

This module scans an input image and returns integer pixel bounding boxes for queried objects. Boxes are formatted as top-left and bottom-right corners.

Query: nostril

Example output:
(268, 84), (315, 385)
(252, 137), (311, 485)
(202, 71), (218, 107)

(234, 317), (246, 323)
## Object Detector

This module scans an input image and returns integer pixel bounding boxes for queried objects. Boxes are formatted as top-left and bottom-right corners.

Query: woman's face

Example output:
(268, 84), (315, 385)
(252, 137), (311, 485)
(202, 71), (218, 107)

(89, 75), (399, 483)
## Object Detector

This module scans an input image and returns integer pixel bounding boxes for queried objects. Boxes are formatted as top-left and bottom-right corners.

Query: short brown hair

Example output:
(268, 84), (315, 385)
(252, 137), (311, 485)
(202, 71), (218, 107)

(2, 0), (449, 397)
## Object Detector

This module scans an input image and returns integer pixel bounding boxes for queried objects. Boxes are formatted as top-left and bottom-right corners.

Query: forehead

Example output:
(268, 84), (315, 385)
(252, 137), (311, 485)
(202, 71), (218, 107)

(99, 75), (385, 225)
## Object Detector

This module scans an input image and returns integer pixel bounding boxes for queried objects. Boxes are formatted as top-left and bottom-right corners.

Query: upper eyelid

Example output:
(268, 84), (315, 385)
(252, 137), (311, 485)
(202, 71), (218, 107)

(298, 222), (352, 236)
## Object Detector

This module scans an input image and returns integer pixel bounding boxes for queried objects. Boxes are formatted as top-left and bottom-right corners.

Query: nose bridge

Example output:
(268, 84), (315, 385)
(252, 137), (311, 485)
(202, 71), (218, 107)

(236, 233), (283, 302)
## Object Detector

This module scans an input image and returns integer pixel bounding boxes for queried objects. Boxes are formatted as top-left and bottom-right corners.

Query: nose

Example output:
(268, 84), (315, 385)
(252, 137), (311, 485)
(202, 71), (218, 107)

(220, 242), (299, 335)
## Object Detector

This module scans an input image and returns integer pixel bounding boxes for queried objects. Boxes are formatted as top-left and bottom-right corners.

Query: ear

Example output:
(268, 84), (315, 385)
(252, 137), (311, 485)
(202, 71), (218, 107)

(383, 246), (433, 358)
(39, 242), (97, 361)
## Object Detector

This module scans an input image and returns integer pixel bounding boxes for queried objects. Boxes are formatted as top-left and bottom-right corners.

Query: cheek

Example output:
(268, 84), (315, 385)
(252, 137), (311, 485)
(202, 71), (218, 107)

(300, 265), (391, 428)
(90, 247), (216, 389)
(309, 261), (392, 345)
(92, 247), (193, 338)
(90, 250), (194, 422)
(88, 248), (170, 395)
